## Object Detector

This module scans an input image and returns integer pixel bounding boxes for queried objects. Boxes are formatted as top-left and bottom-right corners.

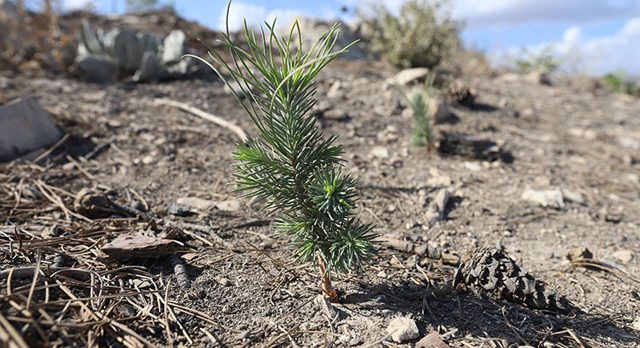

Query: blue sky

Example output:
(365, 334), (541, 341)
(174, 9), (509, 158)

(63, 0), (640, 75)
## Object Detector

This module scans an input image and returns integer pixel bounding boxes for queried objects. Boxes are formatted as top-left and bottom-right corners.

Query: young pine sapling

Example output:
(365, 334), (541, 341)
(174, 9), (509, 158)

(189, 5), (376, 301)
(398, 74), (435, 148)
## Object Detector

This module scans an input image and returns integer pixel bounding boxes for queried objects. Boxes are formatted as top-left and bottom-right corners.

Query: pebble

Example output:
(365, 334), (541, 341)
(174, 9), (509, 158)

(386, 316), (419, 343)
(521, 189), (564, 208)
(216, 199), (242, 212)
(416, 332), (449, 348)
(387, 67), (429, 85)
(176, 197), (216, 211)
(611, 249), (634, 264)
(371, 146), (389, 159)
(561, 189), (585, 204)
(463, 161), (482, 171)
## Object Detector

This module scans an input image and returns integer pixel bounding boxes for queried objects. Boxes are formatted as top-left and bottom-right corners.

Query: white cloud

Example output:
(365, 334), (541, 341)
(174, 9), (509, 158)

(496, 17), (640, 75)
(220, 2), (303, 31)
(454, 0), (640, 27)
(61, 0), (95, 11)
(350, 0), (640, 28)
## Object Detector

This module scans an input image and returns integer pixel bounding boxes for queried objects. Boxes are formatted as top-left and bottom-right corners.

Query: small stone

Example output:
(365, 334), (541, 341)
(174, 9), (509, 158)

(561, 189), (585, 204)
(388, 67), (429, 85)
(567, 247), (593, 261)
(327, 81), (344, 99)
(323, 108), (349, 121)
(521, 189), (564, 209)
(525, 70), (551, 85)
(216, 199), (242, 212)
(427, 168), (453, 186)
(215, 276), (230, 286)
(162, 30), (185, 63)
(0, 97), (62, 162)
(632, 317), (640, 331)
(463, 161), (482, 171)
(168, 203), (193, 217)
(386, 316), (419, 343)
(134, 51), (167, 82)
(611, 249), (634, 264)
(618, 136), (640, 150)
(77, 55), (119, 83)
(428, 97), (452, 124)
(425, 188), (451, 225)
(371, 146), (389, 159)
(176, 197), (216, 212)
(141, 155), (154, 164)
(416, 332), (450, 348)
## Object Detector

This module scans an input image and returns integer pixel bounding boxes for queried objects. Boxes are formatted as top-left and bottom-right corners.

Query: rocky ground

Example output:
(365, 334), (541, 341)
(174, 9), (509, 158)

(1, 53), (639, 347)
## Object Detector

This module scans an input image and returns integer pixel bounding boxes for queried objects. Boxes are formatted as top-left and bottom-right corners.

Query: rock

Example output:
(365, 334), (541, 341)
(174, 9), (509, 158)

(561, 189), (584, 204)
(371, 146), (389, 159)
(446, 80), (476, 107)
(525, 70), (551, 85)
(632, 317), (640, 331)
(327, 81), (344, 99)
(428, 97), (452, 124)
(388, 67), (429, 85)
(381, 235), (414, 253)
(521, 189), (564, 209)
(0, 97), (62, 162)
(162, 30), (185, 63)
(216, 199), (242, 212)
(566, 247), (593, 261)
(322, 108), (350, 122)
(101, 235), (181, 260)
(425, 188), (451, 225)
(176, 197), (216, 212)
(427, 168), (452, 186)
(611, 249), (634, 264)
(386, 316), (419, 343)
(416, 332), (450, 348)
(112, 29), (144, 72)
(133, 51), (167, 82)
(77, 55), (119, 83)
(618, 136), (640, 150)
(463, 161), (482, 171)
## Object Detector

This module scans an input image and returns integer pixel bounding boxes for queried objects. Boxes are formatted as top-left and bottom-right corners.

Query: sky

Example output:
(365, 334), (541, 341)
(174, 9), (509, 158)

(60, 0), (640, 76)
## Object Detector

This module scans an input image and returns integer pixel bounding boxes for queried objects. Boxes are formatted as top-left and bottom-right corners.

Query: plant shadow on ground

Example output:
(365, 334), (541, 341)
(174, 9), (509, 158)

(343, 281), (639, 346)
(464, 102), (500, 113)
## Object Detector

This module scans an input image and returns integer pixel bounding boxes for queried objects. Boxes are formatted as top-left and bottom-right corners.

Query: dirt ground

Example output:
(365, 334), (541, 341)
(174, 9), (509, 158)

(1, 56), (639, 347)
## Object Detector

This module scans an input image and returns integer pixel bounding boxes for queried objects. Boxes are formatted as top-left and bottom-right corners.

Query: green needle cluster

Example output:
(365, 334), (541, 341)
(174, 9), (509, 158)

(190, 3), (376, 284)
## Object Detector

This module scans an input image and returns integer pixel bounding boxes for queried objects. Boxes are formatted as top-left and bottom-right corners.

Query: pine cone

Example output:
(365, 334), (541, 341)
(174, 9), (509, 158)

(453, 247), (571, 313)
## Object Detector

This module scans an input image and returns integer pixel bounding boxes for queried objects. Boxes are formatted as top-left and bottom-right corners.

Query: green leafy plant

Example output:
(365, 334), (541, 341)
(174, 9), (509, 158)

(602, 71), (638, 95)
(514, 46), (560, 74)
(188, 3), (376, 301)
(398, 75), (435, 148)
(358, 0), (462, 69)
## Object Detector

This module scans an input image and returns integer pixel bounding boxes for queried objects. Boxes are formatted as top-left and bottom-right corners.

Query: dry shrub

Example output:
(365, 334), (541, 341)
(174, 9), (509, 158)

(358, 0), (462, 69)
(0, 0), (77, 71)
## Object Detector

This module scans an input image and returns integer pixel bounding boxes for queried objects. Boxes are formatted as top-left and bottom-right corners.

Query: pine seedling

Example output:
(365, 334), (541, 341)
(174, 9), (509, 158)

(188, 3), (376, 301)
(398, 74), (435, 148)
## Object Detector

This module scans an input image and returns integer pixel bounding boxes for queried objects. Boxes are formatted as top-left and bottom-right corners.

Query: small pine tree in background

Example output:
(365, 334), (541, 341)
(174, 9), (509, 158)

(188, 2), (376, 301)
(398, 75), (435, 149)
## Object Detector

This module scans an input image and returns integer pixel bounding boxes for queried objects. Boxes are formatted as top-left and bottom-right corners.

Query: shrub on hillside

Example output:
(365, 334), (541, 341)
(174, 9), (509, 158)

(358, 0), (462, 69)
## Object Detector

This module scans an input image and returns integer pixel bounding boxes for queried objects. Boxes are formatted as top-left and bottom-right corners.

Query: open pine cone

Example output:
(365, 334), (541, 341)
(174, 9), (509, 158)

(453, 247), (572, 313)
